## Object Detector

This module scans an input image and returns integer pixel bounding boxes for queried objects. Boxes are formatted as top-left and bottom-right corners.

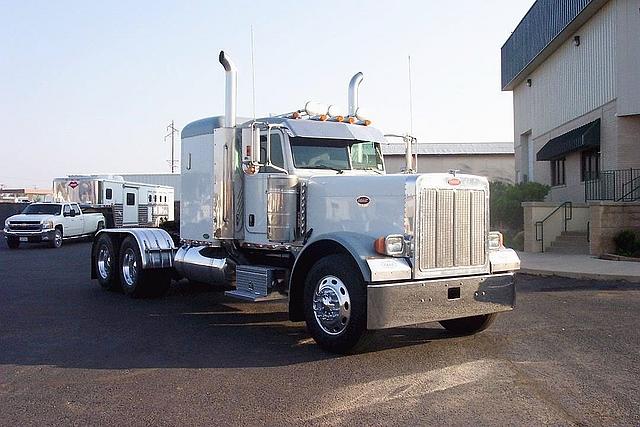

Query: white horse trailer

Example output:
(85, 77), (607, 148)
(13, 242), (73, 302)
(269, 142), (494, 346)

(53, 175), (174, 228)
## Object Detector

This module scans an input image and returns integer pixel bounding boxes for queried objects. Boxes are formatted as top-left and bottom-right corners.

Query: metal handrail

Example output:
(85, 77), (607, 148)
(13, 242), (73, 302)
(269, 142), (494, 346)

(617, 174), (640, 202)
(535, 201), (573, 252)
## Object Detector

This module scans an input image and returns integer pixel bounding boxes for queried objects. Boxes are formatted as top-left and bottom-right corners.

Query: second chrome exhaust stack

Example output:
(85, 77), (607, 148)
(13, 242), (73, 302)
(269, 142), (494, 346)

(348, 72), (364, 117)
(219, 51), (237, 127)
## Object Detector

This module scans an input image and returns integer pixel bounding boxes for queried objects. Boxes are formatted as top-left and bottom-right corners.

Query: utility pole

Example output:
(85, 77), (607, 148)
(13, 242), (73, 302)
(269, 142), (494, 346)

(164, 121), (179, 173)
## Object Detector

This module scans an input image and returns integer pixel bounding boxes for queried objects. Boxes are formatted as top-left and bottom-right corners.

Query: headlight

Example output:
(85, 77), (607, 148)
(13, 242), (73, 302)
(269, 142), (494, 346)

(41, 220), (54, 229)
(374, 234), (406, 256)
(488, 231), (504, 251)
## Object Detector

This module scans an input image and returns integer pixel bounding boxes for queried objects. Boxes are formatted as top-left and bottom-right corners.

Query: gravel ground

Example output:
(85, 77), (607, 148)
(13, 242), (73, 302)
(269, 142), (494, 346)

(1, 239), (639, 426)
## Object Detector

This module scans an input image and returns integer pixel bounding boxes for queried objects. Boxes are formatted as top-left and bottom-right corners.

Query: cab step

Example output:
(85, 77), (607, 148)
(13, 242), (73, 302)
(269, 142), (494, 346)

(224, 265), (287, 302)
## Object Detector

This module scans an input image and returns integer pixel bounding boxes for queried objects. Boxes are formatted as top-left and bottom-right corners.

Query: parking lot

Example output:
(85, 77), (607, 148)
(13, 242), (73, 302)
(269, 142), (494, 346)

(1, 239), (639, 426)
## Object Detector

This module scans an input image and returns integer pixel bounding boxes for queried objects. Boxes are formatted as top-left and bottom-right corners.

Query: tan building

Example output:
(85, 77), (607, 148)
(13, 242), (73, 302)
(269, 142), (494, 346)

(381, 142), (515, 183)
(502, 0), (640, 255)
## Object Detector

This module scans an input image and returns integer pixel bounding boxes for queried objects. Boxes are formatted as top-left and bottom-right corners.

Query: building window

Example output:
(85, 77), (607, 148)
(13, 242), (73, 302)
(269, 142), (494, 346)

(105, 188), (112, 200)
(551, 158), (566, 186)
(581, 148), (600, 181)
(126, 193), (135, 206)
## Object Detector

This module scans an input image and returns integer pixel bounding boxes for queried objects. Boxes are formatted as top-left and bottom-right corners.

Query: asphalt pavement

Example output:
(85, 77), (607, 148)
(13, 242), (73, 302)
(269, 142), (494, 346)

(1, 238), (639, 426)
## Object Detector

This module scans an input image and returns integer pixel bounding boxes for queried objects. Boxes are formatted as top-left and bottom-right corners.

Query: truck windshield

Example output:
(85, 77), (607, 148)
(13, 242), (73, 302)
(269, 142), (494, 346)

(23, 204), (62, 215)
(290, 138), (383, 172)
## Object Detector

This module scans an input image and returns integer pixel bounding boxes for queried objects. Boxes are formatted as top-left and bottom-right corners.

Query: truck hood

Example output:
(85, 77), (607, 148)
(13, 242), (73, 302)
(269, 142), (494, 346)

(6, 214), (58, 223)
(305, 174), (408, 240)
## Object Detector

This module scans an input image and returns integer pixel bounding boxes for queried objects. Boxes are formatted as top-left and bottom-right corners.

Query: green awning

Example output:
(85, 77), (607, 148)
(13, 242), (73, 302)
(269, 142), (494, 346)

(536, 119), (600, 161)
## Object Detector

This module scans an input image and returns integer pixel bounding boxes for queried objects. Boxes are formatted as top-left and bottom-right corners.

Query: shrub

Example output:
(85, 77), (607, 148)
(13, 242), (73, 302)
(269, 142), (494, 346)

(490, 181), (550, 232)
(613, 230), (639, 257)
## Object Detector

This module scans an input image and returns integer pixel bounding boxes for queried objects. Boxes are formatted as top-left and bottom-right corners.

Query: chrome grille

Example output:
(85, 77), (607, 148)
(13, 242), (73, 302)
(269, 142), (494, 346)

(8, 221), (42, 231)
(417, 188), (486, 272)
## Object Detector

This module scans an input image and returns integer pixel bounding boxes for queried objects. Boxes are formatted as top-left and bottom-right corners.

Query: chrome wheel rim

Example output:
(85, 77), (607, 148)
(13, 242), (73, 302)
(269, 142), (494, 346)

(122, 248), (138, 288)
(312, 275), (351, 336)
(97, 245), (111, 280)
(54, 231), (62, 247)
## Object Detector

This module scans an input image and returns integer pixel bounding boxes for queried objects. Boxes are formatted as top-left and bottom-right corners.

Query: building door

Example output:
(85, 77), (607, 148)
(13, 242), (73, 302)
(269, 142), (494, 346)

(520, 131), (534, 182)
(123, 187), (138, 225)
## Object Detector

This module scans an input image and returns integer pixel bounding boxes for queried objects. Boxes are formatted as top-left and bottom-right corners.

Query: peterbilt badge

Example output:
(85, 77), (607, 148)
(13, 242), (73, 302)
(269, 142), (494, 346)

(356, 196), (370, 207)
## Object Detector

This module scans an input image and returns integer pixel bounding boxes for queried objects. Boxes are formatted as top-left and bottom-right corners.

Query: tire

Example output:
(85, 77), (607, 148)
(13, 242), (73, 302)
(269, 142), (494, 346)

(6, 237), (20, 249)
(49, 228), (63, 249)
(303, 254), (369, 354)
(439, 313), (497, 335)
(119, 236), (170, 298)
(94, 233), (120, 291)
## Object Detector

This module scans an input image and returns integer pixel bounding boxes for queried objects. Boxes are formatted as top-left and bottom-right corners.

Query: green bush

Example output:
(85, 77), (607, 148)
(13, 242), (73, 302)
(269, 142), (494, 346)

(490, 181), (550, 232)
(613, 230), (639, 257)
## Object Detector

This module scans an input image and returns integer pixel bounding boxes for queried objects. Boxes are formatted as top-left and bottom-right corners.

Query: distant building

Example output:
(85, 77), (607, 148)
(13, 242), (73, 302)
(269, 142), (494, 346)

(0, 188), (52, 203)
(502, 0), (640, 203)
(380, 142), (515, 183)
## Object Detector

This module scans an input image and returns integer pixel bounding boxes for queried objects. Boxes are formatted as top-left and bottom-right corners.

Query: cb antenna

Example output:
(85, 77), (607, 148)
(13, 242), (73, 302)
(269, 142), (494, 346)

(250, 25), (257, 121)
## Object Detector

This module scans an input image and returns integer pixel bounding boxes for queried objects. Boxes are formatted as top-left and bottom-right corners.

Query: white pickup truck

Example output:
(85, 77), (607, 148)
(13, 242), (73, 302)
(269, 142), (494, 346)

(3, 202), (105, 249)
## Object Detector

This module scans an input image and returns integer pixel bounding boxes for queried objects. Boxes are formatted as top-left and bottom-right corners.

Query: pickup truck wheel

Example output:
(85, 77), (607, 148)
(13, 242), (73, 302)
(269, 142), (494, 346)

(6, 237), (20, 249)
(94, 234), (120, 291)
(303, 254), (368, 354)
(119, 236), (170, 298)
(49, 228), (63, 249)
(439, 313), (497, 335)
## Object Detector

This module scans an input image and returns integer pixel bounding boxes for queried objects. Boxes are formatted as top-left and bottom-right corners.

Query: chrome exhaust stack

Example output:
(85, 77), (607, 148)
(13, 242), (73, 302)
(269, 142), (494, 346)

(348, 72), (364, 117)
(218, 51), (237, 128)
(174, 245), (235, 285)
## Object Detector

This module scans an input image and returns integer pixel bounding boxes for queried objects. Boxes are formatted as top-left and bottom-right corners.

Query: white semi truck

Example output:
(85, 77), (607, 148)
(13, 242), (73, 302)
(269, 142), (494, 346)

(91, 51), (520, 353)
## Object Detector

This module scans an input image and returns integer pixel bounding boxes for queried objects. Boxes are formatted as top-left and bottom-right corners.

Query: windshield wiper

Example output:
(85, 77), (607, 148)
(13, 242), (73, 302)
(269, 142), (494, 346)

(310, 165), (344, 174)
(360, 167), (383, 174)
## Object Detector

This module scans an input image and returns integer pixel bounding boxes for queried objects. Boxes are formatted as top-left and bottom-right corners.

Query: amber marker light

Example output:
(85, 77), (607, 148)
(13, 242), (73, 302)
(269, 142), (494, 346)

(291, 111), (301, 119)
(336, 116), (344, 122)
(347, 117), (356, 124)
(319, 114), (328, 121)
(363, 119), (372, 126)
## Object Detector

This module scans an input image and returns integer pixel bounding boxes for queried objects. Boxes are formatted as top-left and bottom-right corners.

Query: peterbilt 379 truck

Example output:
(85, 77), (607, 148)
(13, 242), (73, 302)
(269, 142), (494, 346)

(91, 51), (520, 353)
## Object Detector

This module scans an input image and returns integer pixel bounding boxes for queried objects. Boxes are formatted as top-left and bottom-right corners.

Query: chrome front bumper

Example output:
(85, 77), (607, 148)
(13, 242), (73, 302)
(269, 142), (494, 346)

(367, 273), (515, 330)
(4, 228), (55, 241)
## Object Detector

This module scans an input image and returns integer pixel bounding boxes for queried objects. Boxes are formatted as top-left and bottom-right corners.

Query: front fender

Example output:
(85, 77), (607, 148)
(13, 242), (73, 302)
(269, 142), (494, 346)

(287, 232), (378, 322)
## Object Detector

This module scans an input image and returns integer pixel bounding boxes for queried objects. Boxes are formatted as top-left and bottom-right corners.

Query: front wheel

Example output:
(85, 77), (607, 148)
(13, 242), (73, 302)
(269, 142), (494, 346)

(303, 254), (368, 354)
(6, 237), (20, 249)
(439, 313), (497, 335)
(119, 236), (170, 298)
(49, 228), (63, 249)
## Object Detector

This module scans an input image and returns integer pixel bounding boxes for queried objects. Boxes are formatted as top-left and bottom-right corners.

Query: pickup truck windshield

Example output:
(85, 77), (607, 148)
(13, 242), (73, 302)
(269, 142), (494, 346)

(23, 204), (62, 215)
(290, 138), (384, 172)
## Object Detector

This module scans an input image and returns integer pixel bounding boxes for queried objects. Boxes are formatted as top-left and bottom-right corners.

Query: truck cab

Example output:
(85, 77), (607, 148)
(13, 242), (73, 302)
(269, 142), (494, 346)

(90, 51), (519, 353)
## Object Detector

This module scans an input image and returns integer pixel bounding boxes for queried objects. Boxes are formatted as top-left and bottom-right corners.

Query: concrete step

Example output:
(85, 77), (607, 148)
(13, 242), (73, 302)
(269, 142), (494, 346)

(554, 235), (588, 243)
(545, 246), (591, 254)
(547, 231), (590, 254)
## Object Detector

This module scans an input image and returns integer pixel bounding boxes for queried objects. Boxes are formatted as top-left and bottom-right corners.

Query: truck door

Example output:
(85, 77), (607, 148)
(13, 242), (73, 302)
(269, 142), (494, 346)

(123, 187), (139, 225)
(244, 130), (286, 239)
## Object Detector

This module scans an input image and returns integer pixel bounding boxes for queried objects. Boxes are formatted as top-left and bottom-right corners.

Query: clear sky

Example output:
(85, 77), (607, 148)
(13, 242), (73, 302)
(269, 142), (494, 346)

(0, 0), (534, 188)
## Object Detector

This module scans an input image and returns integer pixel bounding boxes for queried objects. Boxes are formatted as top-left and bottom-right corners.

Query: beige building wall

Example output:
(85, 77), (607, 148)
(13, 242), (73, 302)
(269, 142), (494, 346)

(384, 154), (515, 183)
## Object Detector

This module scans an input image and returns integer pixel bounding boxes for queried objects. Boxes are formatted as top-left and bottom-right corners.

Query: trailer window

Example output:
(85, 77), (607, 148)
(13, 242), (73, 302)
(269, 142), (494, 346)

(148, 195), (152, 203)
(105, 189), (113, 200)
(126, 193), (135, 206)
